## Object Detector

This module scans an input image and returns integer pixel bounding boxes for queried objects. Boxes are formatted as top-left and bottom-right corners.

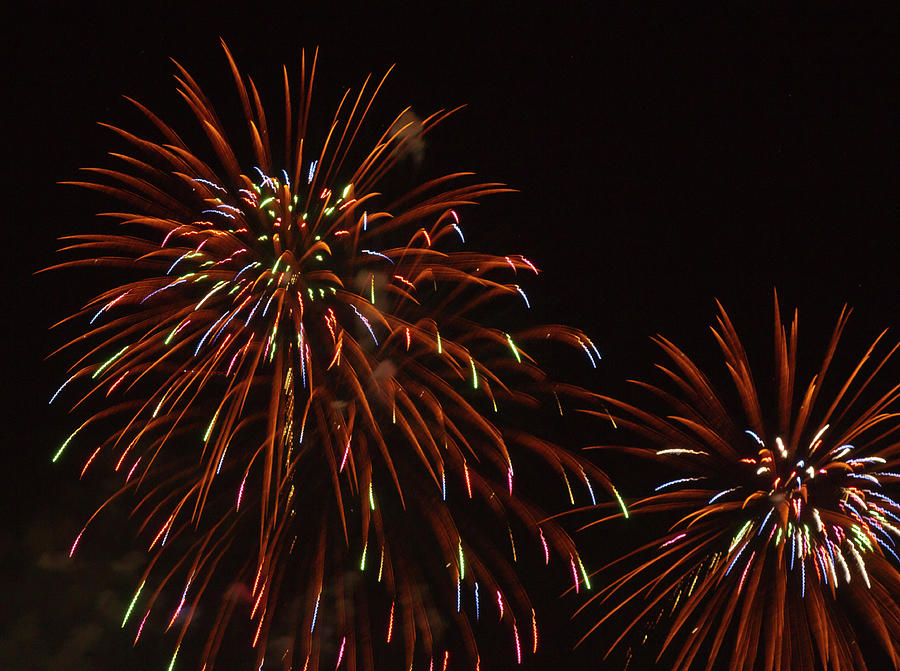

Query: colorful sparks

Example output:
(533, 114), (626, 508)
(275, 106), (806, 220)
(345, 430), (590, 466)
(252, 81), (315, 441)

(46, 41), (611, 671)
(580, 295), (900, 670)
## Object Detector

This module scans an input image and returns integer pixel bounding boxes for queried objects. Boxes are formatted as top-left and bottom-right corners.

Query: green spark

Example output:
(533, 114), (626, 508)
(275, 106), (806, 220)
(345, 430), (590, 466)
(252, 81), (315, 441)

(53, 426), (83, 463)
(729, 521), (752, 551)
(164, 324), (182, 346)
(167, 645), (180, 671)
(122, 580), (145, 627)
(612, 486), (629, 519)
(506, 334), (522, 363)
(204, 409), (221, 443)
(578, 556), (592, 590)
(92, 346), (129, 379)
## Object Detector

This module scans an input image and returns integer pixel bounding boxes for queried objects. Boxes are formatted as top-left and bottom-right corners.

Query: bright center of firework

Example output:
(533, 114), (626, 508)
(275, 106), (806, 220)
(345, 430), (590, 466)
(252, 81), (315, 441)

(658, 427), (900, 595)
(727, 427), (898, 590)
(742, 431), (820, 504)
(241, 169), (349, 300)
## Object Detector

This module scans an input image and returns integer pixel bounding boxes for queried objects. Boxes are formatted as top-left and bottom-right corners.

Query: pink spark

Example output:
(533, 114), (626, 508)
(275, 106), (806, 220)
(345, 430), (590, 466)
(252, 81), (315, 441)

(335, 636), (346, 669)
(69, 527), (86, 557)
(387, 601), (394, 642)
(134, 609), (151, 644)
(661, 533), (687, 548)
(519, 256), (539, 274)
(126, 457), (142, 483)
(738, 551), (756, 594)
(513, 622), (522, 664)
(339, 441), (351, 472)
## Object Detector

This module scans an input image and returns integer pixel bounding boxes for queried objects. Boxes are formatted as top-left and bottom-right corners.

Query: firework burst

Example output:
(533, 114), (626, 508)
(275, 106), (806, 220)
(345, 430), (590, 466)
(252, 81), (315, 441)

(46, 43), (610, 670)
(580, 295), (900, 671)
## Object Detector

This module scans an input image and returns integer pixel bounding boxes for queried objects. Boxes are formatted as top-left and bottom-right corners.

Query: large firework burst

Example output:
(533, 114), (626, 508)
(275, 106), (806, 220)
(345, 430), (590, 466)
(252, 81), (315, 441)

(579, 295), (900, 671)
(46, 43), (610, 670)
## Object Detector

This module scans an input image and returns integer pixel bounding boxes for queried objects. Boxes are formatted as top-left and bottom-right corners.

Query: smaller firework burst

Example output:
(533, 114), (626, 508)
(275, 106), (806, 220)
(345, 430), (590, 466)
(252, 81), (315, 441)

(579, 294), (900, 671)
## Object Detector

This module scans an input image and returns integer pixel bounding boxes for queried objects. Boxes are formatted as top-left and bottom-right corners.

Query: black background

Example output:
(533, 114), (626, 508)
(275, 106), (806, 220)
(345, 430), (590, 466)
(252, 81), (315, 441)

(4, 2), (900, 669)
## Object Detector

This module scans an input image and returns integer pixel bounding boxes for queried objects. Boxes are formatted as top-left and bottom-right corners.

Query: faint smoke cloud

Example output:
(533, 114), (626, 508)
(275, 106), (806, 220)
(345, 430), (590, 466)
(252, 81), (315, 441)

(388, 109), (425, 168)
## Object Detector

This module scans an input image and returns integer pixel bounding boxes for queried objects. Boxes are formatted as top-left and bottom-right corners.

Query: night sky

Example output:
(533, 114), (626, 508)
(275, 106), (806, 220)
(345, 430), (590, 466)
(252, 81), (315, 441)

(4, 3), (900, 669)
